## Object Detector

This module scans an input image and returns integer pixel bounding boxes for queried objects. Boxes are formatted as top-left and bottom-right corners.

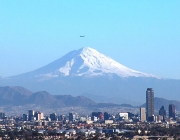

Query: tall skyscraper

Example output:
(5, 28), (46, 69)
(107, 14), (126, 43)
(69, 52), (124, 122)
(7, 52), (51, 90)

(140, 108), (146, 122)
(159, 106), (166, 116)
(146, 88), (154, 121)
(28, 110), (35, 121)
(169, 104), (175, 119)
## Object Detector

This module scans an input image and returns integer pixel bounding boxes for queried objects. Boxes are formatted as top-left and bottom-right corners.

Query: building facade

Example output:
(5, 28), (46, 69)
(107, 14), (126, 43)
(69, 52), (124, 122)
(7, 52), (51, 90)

(28, 110), (35, 121)
(104, 112), (110, 120)
(140, 108), (146, 122)
(50, 113), (56, 121)
(0, 112), (5, 119)
(159, 106), (166, 121)
(146, 88), (154, 121)
(159, 106), (166, 116)
(169, 104), (175, 119)
(69, 113), (76, 121)
(35, 112), (44, 121)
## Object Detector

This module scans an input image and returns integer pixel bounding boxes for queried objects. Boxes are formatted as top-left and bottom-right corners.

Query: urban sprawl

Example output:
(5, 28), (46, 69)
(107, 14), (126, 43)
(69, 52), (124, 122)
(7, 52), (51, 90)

(0, 88), (180, 140)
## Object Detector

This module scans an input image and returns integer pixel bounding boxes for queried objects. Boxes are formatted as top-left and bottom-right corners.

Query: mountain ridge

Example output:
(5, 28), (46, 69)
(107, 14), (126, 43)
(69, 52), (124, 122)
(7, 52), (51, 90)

(0, 86), (97, 107)
(0, 86), (180, 111)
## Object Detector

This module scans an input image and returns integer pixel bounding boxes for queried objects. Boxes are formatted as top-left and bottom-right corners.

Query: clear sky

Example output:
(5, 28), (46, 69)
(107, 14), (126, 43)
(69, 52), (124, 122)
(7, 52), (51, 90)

(0, 0), (180, 79)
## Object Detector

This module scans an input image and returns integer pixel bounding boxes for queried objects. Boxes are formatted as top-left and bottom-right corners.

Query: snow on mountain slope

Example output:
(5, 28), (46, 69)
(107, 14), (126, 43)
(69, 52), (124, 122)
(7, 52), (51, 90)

(30, 47), (157, 78)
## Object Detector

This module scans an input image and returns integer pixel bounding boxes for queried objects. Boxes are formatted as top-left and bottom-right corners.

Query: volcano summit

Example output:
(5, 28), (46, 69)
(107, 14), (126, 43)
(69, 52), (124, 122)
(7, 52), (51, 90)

(1, 47), (180, 105)
(13, 47), (158, 78)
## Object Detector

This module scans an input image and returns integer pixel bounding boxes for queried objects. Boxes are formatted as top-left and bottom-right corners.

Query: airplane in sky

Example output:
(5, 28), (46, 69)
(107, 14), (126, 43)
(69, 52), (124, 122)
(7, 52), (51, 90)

(80, 35), (85, 37)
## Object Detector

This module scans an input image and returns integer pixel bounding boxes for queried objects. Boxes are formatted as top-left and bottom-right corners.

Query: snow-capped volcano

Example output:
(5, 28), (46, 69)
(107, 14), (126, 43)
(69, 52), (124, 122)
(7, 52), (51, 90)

(33, 47), (157, 78)
(3, 47), (180, 105)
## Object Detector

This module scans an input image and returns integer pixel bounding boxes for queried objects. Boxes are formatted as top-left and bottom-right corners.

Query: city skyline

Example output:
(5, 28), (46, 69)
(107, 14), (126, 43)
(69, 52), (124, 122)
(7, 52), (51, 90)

(0, 104), (179, 139)
(0, 1), (180, 79)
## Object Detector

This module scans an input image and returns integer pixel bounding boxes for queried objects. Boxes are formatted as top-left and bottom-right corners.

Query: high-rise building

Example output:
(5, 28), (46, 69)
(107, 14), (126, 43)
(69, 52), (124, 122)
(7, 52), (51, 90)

(169, 104), (175, 119)
(159, 106), (166, 121)
(40, 112), (44, 120)
(140, 108), (146, 122)
(159, 106), (166, 116)
(0, 112), (5, 119)
(146, 88), (154, 121)
(50, 113), (56, 121)
(92, 112), (98, 121)
(104, 112), (110, 120)
(35, 112), (44, 121)
(69, 113), (76, 121)
(28, 110), (35, 121)
(92, 112), (98, 117)
(23, 114), (28, 121)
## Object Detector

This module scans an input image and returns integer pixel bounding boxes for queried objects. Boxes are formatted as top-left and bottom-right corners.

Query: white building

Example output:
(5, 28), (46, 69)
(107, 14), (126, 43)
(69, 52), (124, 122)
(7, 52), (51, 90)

(119, 113), (128, 120)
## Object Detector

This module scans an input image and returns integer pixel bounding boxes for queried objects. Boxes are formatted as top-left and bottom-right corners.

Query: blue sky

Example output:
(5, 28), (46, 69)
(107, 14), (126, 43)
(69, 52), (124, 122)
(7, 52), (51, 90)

(0, 0), (180, 79)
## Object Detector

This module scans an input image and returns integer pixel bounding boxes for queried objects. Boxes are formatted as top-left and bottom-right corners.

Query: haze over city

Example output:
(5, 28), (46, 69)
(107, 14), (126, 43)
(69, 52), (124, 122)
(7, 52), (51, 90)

(1, 1), (180, 79)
